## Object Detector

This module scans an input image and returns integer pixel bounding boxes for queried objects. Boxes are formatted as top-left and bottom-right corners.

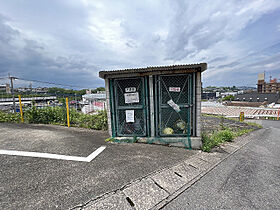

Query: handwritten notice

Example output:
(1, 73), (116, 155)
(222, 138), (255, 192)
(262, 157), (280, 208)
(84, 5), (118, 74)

(124, 92), (139, 103)
(126, 110), (134, 122)
(167, 99), (181, 112)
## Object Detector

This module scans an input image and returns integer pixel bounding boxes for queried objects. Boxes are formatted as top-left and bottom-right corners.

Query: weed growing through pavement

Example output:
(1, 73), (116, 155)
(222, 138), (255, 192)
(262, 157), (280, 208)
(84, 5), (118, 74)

(202, 127), (254, 152)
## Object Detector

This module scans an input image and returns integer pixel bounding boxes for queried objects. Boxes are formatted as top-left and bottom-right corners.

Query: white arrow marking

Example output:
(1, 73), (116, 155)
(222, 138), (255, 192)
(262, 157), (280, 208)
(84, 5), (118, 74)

(0, 146), (106, 162)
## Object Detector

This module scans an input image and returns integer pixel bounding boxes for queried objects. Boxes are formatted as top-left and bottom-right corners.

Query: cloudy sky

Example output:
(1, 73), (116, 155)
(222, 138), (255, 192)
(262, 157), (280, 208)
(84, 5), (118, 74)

(0, 0), (280, 89)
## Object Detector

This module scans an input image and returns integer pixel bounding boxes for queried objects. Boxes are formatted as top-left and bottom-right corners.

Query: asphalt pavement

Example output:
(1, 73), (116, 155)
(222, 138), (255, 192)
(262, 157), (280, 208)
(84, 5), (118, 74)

(0, 123), (196, 209)
(163, 120), (280, 209)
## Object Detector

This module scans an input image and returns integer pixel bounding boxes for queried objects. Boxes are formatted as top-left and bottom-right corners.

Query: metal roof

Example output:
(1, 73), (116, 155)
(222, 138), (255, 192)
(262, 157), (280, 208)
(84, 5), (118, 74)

(234, 92), (280, 103)
(99, 63), (207, 79)
(82, 93), (106, 100)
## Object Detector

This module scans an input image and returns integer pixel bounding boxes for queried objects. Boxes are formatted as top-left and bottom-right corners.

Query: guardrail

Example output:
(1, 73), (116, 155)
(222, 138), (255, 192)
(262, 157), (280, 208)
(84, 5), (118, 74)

(0, 96), (56, 102)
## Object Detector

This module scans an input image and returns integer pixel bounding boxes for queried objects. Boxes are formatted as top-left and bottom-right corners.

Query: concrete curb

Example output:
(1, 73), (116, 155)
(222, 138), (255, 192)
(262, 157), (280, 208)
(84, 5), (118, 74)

(75, 129), (264, 210)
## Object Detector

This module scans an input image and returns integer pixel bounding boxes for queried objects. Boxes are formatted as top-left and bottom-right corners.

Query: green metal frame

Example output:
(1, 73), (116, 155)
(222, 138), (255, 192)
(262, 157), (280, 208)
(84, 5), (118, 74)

(192, 72), (196, 136)
(150, 73), (195, 149)
(156, 74), (194, 137)
(109, 79), (116, 137)
(109, 73), (196, 149)
(112, 77), (148, 137)
(154, 76), (159, 136)
(144, 76), (150, 136)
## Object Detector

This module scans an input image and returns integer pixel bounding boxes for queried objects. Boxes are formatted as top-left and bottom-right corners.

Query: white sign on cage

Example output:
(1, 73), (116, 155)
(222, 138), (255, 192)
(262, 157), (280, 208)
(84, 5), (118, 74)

(125, 87), (136, 92)
(124, 92), (139, 103)
(125, 110), (135, 122)
(169, 87), (181, 92)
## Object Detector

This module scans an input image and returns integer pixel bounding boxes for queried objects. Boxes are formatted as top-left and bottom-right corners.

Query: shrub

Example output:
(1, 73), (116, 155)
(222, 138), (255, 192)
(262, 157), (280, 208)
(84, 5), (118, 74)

(202, 129), (234, 152)
(0, 107), (108, 130)
(216, 129), (234, 142)
(201, 132), (214, 152)
(25, 106), (66, 125)
(92, 110), (108, 130)
(222, 95), (234, 101)
(0, 111), (21, 123)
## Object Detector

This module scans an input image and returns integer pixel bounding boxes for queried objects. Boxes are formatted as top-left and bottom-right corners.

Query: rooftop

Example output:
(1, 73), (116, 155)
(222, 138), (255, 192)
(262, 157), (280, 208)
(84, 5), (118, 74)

(99, 63), (207, 79)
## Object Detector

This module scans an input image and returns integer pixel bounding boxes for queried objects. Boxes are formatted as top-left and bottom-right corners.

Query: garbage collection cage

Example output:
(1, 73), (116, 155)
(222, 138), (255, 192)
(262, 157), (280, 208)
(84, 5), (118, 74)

(100, 63), (207, 149)
(112, 77), (148, 137)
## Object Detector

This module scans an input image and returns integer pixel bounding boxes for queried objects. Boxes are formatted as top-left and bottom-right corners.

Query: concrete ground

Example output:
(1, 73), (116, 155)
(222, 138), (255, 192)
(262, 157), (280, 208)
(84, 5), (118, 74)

(163, 120), (280, 209)
(0, 123), (196, 210)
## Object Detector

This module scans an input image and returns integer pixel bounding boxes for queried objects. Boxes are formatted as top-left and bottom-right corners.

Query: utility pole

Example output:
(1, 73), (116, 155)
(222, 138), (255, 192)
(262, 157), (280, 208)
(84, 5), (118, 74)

(74, 93), (77, 110)
(9, 74), (18, 113)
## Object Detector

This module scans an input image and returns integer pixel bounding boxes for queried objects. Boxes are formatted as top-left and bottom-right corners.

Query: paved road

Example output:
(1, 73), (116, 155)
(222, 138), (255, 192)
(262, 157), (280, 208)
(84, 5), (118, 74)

(0, 123), (196, 210)
(163, 120), (280, 209)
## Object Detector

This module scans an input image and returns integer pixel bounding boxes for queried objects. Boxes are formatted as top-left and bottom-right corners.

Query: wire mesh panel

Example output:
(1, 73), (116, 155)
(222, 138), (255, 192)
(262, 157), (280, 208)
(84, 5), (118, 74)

(114, 77), (147, 136)
(157, 74), (194, 137)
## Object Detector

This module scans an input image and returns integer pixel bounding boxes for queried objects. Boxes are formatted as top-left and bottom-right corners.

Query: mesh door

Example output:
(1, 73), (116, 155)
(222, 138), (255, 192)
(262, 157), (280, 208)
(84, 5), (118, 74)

(157, 74), (193, 136)
(114, 77), (147, 136)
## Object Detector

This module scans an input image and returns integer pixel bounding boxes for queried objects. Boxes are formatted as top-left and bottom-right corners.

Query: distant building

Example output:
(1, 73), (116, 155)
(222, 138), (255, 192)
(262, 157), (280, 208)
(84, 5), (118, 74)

(17, 87), (31, 92)
(32, 87), (48, 94)
(234, 92), (280, 104)
(202, 86), (256, 101)
(257, 72), (280, 93)
(17, 86), (48, 93)
(220, 92), (238, 97)
(202, 92), (217, 100)
(81, 93), (106, 114)
(0, 84), (11, 93)
(0, 84), (6, 92)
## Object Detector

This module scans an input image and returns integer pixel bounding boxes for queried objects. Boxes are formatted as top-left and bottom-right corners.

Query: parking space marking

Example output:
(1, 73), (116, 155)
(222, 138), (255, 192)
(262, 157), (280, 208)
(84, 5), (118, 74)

(0, 146), (106, 162)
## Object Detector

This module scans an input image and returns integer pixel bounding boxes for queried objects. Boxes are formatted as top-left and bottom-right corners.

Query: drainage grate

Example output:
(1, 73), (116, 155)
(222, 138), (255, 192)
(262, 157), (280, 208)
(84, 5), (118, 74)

(174, 171), (183, 178)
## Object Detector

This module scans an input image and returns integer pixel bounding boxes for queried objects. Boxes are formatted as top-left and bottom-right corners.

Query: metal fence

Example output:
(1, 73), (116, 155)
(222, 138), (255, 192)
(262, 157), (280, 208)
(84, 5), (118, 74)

(156, 74), (194, 137)
(113, 77), (147, 136)
(109, 73), (196, 141)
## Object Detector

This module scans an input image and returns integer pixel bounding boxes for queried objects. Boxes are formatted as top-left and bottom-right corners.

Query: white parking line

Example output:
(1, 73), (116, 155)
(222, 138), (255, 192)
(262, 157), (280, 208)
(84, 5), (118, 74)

(0, 146), (106, 162)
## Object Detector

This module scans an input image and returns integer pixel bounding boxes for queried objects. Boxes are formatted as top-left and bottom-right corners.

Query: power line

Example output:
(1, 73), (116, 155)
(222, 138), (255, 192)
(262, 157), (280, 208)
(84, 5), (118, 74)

(17, 77), (94, 89)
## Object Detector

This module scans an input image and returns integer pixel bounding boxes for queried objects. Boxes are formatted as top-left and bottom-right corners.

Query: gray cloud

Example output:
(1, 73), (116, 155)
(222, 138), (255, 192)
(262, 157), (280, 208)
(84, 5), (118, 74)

(216, 61), (240, 69)
(0, 14), (102, 88)
(208, 56), (228, 63)
(0, 0), (280, 88)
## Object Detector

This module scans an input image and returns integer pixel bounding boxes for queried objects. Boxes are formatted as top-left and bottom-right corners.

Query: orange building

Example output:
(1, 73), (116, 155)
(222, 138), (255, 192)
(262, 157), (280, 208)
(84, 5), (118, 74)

(257, 73), (280, 93)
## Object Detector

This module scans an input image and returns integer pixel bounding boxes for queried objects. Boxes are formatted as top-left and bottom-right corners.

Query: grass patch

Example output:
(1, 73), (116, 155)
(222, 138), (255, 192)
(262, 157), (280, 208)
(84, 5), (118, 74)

(203, 113), (263, 129)
(245, 122), (263, 128)
(266, 116), (278, 120)
(202, 113), (222, 118)
(202, 113), (239, 122)
(202, 127), (255, 152)
(202, 128), (234, 152)
(105, 137), (114, 142)
(234, 128), (254, 137)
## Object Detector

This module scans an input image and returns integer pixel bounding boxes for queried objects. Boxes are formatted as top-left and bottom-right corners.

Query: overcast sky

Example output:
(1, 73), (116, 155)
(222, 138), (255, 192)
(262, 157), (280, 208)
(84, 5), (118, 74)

(0, 0), (280, 89)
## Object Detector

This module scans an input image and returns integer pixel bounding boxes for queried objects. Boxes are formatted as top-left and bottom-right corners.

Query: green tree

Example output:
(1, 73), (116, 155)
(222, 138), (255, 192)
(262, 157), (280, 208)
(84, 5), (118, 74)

(222, 95), (235, 101)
